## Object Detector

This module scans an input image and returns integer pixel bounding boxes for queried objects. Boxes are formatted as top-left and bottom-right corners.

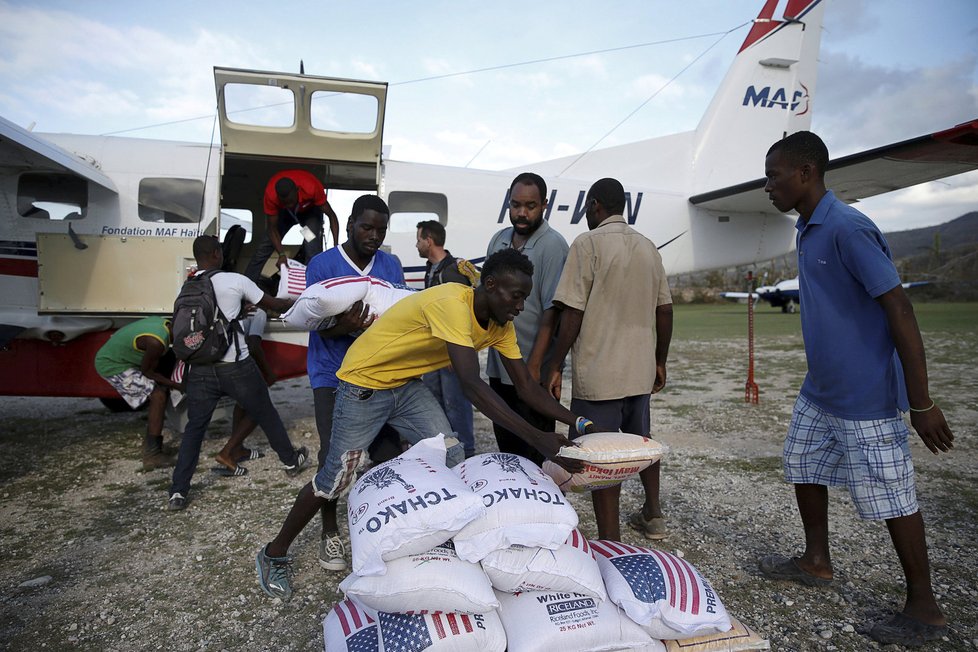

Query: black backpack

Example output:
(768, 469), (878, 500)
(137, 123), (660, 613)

(171, 270), (240, 364)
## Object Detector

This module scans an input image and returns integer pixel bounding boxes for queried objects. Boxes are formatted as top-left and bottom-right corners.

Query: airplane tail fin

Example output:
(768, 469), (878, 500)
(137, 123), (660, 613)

(691, 0), (826, 195)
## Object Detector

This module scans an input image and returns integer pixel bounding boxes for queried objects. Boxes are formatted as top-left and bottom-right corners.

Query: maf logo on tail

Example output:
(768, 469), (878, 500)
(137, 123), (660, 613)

(742, 81), (810, 115)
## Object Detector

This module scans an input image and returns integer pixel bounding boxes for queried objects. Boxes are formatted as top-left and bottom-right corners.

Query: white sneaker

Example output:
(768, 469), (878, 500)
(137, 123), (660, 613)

(319, 532), (347, 571)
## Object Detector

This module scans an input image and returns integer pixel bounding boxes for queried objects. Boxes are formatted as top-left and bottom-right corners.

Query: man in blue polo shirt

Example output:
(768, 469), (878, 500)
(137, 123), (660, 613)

(304, 195), (405, 573)
(757, 131), (954, 647)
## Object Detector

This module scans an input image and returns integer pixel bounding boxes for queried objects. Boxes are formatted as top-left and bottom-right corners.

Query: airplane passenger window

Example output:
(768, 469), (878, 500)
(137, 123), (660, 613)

(138, 178), (204, 223)
(17, 173), (87, 220)
(310, 91), (379, 134)
(388, 191), (447, 233)
(224, 83), (295, 128)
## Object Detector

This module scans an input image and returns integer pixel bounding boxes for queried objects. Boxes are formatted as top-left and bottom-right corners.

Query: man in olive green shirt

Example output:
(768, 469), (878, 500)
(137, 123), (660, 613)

(95, 316), (184, 469)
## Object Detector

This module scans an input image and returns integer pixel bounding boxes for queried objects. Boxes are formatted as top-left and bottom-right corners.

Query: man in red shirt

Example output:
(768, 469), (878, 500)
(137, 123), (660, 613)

(244, 169), (340, 281)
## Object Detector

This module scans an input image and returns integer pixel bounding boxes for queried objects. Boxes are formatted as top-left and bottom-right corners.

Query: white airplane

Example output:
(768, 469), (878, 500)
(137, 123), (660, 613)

(722, 277), (930, 313)
(723, 278), (801, 313)
(1, 0), (976, 405)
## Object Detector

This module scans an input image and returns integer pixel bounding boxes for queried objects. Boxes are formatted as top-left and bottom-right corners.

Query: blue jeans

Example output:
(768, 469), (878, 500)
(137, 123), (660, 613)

(422, 367), (475, 456)
(313, 379), (464, 500)
(169, 358), (296, 496)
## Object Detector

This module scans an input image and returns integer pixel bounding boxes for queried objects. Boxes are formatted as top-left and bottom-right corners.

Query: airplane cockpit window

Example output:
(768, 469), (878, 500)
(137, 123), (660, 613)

(138, 178), (204, 223)
(388, 191), (448, 233)
(17, 173), (87, 220)
(310, 90), (378, 134)
(224, 83), (295, 128)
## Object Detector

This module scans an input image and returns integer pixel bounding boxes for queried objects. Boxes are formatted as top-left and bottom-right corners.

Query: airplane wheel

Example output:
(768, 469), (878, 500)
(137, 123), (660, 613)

(787, 302), (797, 314)
(99, 397), (137, 412)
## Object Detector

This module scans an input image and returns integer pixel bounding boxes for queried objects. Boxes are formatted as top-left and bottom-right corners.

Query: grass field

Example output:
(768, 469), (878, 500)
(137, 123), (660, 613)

(673, 301), (978, 341)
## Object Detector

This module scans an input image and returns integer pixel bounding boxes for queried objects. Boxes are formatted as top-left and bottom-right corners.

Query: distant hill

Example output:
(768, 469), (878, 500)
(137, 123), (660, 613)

(669, 211), (978, 303)
(884, 212), (978, 259)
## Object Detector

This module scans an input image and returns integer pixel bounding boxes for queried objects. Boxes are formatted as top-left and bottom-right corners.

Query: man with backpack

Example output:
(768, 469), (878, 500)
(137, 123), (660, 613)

(166, 235), (310, 511)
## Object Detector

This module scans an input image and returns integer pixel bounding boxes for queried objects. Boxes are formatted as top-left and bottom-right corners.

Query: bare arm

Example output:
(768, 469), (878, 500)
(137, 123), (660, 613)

(877, 286), (953, 454)
(256, 292), (294, 315)
(137, 336), (182, 391)
(448, 343), (582, 470)
(501, 354), (581, 429)
(323, 202), (340, 248)
(316, 301), (376, 341)
(542, 305), (583, 400)
(653, 303), (673, 394)
(525, 307), (559, 383)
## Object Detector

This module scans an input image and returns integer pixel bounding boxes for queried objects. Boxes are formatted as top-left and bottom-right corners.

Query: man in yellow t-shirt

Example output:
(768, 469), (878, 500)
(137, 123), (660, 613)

(257, 249), (593, 601)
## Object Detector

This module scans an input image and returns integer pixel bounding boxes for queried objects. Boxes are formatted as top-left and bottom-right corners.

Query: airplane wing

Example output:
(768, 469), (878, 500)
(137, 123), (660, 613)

(689, 119), (978, 213)
(0, 115), (117, 192)
(720, 291), (755, 300)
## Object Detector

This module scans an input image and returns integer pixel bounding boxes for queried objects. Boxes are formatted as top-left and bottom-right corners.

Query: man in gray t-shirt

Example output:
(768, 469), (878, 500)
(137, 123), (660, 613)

(485, 172), (568, 465)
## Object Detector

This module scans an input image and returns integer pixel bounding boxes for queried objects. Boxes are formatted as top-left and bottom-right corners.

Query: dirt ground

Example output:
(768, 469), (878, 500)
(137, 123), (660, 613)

(1, 330), (975, 651)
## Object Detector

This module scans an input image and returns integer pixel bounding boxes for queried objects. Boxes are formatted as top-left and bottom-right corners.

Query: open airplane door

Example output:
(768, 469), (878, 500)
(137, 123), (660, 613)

(213, 67), (388, 270)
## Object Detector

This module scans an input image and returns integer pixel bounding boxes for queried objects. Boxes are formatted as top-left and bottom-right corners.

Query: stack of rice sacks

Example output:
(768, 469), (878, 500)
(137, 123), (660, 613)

(324, 436), (767, 651)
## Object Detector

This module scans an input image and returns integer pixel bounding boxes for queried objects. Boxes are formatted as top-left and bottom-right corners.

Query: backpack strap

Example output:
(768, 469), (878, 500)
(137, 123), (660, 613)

(201, 269), (243, 362)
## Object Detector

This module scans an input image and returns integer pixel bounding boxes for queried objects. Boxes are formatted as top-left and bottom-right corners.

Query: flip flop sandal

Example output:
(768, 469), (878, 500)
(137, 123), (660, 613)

(211, 465), (248, 477)
(758, 554), (832, 586)
(236, 448), (265, 463)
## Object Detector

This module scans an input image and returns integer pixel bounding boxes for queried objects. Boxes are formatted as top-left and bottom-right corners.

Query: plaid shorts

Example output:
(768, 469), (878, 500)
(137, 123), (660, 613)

(783, 394), (917, 520)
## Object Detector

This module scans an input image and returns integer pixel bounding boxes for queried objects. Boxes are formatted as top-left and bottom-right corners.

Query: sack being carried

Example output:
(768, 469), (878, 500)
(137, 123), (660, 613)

(543, 432), (667, 493)
(276, 259), (307, 298)
(281, 275), (415, 332)
(171, 270), (239, 364)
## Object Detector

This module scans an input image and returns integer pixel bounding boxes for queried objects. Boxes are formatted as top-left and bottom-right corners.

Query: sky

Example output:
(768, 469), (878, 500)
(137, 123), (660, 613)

(1, 0), (976, 232)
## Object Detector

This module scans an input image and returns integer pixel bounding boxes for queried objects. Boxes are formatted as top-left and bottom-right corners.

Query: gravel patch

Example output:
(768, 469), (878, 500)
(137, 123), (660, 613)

(1, 333), (975, 651)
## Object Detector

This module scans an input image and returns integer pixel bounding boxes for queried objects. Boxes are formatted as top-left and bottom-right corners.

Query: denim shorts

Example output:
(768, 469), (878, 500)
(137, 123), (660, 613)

(312, 379), (463, 500)
(783, 394), (917, 520)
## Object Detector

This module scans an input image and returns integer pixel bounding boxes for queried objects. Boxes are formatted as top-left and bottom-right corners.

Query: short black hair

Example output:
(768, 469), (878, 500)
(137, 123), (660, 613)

(509, 172), (547, 203)
(481, 248), (533, 282)
(416, 220), (446, 247)
(192, 234), (220, 260)
(351, 195), (391, 221)
(274, 177), (297, 199)
(588, 177), (625, 215)
(767, 131), (829, 178)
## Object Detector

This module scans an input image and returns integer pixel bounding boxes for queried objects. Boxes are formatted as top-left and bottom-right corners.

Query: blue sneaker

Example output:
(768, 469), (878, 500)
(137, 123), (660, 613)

(256, 545), (294, 601)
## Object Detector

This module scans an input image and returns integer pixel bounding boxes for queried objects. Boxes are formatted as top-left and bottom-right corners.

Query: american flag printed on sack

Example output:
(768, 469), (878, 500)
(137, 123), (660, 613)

(567, 528), (593, 558)
(170, 360), (186, 385)
(330, 599), (380, 652)
(377, 612), (478, 652)
(282, 261), (306, 297)
(589, 540), (700, 613)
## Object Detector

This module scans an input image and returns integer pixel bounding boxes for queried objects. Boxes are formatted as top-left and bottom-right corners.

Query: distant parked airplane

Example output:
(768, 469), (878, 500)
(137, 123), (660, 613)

(722, 278), (799, 313)
(722, 277), (929, 313)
